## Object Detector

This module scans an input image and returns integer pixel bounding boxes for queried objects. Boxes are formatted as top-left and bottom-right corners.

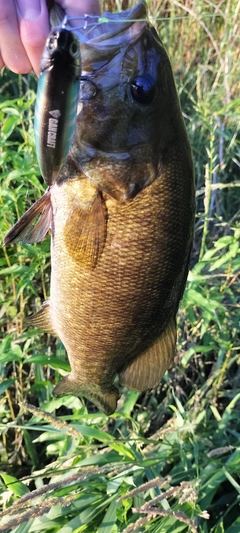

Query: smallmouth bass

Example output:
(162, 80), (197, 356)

(4, 1), (195, 415)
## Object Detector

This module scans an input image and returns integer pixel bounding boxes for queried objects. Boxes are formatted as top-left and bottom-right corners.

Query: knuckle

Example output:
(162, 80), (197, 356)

(0, 6), (12, 26)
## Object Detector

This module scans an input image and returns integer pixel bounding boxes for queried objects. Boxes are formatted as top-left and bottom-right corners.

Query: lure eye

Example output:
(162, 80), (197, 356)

(47, 32), (59, 51)
(130, 75), (155, 104)
(69, 41), (80, 58)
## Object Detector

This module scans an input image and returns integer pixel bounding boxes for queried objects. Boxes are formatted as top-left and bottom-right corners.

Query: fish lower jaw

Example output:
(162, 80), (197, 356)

(52, 373), (119, 415)
(78, 141), (131, 162)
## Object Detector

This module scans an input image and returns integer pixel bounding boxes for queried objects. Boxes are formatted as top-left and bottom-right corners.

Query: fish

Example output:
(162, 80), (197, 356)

(34, 27), (81, 185)
(3, 0), (195, 415)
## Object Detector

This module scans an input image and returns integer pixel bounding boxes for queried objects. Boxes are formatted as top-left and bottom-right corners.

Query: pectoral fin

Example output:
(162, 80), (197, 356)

(26, 300), (57, 336)
(53, 374), (119, 415)
(119, 318), (177, 391)
(64, 187), (107, 269)
(3, 190), (51, 245)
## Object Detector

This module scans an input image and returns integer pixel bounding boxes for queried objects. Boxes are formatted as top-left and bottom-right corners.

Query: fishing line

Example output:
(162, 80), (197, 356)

(61, 13), (223, 32)
(65, 14), (222, 24)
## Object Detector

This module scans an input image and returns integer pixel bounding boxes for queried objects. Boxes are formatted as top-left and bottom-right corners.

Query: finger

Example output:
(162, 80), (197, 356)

(56, 0), (100, 20)
(15, 0), (50, 75)
(0, 50), (4, 70)
(0, 0), (32, 73)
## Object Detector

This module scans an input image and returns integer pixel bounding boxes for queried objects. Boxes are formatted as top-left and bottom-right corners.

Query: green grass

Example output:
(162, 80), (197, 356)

(0, 1), (240, 532)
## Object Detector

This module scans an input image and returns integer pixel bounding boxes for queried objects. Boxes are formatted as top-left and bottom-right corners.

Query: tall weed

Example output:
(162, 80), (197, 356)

(0, 1), (239, 532)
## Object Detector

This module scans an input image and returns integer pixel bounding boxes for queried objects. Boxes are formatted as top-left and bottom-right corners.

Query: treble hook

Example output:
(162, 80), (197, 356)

(61, 14), (101, 31)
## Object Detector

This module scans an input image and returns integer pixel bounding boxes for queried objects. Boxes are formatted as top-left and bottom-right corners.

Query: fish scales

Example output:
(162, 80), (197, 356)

(3, 1), (195, 414)
(49, 138), (193, 412)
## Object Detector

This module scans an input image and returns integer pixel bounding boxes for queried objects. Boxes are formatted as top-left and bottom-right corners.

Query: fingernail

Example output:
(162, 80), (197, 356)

(16, 0), (41, 20)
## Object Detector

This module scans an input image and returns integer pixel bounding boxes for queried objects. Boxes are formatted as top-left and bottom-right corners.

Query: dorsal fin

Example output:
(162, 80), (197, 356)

(64, 187), (107, 269)
(26, 300), (57, 336)
(119, 318), (177, 390)
(3, 190), (51, 245)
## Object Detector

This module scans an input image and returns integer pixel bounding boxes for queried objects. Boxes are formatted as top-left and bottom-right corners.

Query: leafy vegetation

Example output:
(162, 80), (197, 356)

(0, 1), (239, 532)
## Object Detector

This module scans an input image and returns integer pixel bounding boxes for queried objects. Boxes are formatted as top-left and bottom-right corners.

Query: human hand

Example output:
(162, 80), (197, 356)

(0, 0), (100, 75)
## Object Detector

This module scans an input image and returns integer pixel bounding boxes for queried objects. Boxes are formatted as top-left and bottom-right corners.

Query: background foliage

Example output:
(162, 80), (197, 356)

(0, 1), (239, 532)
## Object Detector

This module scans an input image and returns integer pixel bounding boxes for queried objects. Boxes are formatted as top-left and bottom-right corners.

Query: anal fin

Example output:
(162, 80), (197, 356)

(3, 190), (51, 245)
(119, 318), (177, 391)
(26, 300), (57, 336)
(64, 185), (107, 269)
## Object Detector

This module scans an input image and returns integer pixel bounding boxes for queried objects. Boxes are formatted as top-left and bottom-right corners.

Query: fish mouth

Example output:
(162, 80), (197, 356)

(75, 2), (148, 45)
(71, 2), (149, 74)
(51, 1), (148, 51)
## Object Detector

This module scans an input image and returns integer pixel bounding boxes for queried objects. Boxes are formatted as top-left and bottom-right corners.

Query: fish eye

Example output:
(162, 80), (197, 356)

(69, 41), (80, 58)
(130, 75), (155, 104)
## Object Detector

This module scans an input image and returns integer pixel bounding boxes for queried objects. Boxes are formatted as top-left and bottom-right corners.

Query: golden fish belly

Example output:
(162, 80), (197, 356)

(49, 144), (194, 397)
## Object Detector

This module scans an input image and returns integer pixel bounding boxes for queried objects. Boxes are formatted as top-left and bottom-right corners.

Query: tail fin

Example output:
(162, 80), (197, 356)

(53, 374), (119, 415)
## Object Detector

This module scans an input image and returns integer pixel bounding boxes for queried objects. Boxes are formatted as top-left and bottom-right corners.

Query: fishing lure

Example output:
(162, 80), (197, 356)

(34, 27), (81, 186)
